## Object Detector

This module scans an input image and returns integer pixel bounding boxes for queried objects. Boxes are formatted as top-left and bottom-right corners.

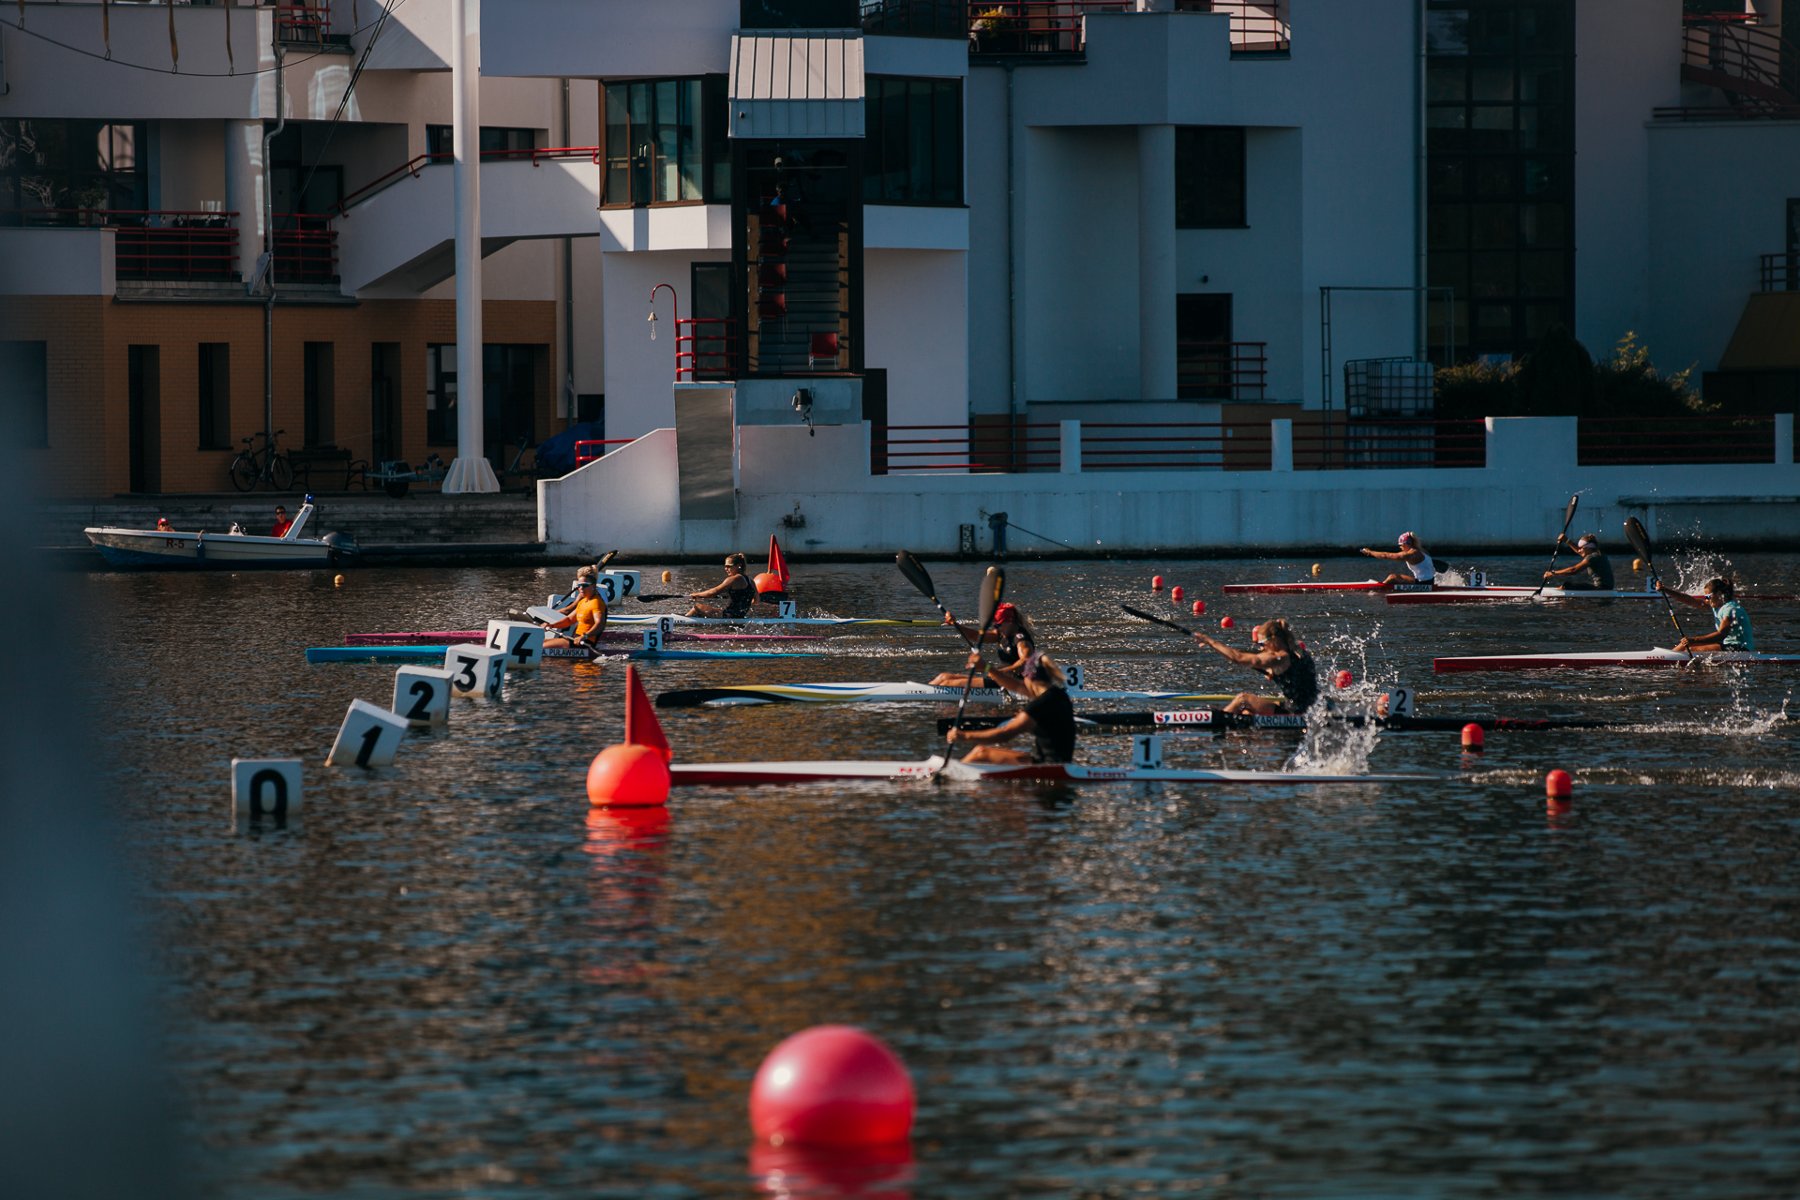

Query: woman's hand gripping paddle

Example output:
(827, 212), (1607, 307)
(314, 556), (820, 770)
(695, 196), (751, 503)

(1530, 495), (1580, 597)
(1625, 517), (1686, 643)
(932, 565), (1005, 781)
(896, 550), (980, 649)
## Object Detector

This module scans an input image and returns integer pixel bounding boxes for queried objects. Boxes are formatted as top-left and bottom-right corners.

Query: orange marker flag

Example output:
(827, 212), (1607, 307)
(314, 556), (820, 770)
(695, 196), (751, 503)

(623, 665), (672, 762)
(767, 534), (791, 587)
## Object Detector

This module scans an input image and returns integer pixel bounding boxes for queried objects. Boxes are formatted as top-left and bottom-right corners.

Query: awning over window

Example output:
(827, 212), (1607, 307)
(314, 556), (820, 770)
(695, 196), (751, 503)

(728, 33), (865, 140)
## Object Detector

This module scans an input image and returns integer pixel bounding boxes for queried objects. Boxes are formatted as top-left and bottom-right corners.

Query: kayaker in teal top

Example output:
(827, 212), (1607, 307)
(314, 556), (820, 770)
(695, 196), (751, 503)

(1660, 577), (1754, 653)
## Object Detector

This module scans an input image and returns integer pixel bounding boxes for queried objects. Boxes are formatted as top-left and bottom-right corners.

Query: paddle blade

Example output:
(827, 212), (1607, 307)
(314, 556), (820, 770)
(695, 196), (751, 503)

(1623, 517), (1653, 565)
(1121, 603), (1191, 636)
(596, 549), (620, 570)
(895, 550), (937, 601)
(623, 665), (673, 762)
(975, 566), (1005, 629)
(1560, 494), (1579, 532)
(767, 535), (791, 586)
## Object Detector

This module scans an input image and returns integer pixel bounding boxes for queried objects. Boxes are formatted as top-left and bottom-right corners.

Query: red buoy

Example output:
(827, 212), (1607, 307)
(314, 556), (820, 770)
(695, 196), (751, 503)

(1334, 669), (1353, 689)
(1151, 575), (1165, 591)
(1171, 585), (1185, 603)
(1220, 615), (1235, 630)
(1546, 769), (1573, 800)
(1461, 723), (1484, 750)
(1191, 600), (1204, 616)
(750, 1025), (915, 1148)
(586, 743), (670, 808)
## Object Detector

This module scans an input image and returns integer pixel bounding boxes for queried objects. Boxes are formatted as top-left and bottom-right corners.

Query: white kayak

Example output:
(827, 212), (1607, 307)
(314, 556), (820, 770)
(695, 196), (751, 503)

(1388, 584), (1690, 605)
(1222, 579), (1447, 594)
(1434, 647), (1800, 672)
(655, 682), (1236, 708)
(670, 755), (1427, 786)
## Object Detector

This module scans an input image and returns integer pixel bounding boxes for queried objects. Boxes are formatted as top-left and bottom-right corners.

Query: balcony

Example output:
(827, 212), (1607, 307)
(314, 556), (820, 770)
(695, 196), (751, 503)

(1656, 13), (1800, 120)
(967, 0), (1288, 59)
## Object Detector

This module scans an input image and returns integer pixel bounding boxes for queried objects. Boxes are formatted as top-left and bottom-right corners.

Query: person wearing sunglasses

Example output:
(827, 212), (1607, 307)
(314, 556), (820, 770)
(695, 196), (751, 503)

(545, 573), (608, 649)
(945, 651), (1076, 765)
(687, 552), (757, 619)
(1191, 618), (1318, 715)
(930, 601), (1038, 689)
(1660, 577), (1753, 654)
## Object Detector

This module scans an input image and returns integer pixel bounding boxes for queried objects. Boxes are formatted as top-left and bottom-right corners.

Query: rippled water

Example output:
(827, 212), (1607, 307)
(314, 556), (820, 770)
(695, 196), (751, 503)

(96, 553), (1800, 1197)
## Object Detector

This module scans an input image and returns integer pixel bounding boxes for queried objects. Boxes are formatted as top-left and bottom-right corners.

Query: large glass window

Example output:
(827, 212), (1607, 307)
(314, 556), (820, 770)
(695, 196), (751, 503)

(425, 126), (539, 158)
(1426, 0), (1574, 364)
(1175, 127), (1247, 228)
(0, 119), (147, 219)
(863, 77), (962, 206)
(860, 0), (967, 38)
(741, 0), (858, 29)
(426, 344), (457, 446)
(602, 77), (730, 206)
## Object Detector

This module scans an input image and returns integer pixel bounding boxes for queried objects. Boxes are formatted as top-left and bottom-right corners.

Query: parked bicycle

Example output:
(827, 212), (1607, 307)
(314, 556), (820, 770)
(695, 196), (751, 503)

(229, 429), (294, 492)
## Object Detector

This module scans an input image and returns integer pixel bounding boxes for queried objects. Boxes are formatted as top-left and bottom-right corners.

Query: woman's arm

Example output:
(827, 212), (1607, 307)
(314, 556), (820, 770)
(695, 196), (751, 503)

(946, 711), (1034, 746)
(689, 576), (735, 599)
(1360, 547), (1403, 561)
(1658, 584), (1706, 610)
(1193, 632), (1284, 670)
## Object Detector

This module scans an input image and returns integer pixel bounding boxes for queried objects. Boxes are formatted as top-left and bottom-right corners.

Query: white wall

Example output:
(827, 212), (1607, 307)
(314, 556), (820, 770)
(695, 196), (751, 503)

(600, 251), (730, 440)
(481, 0), (738, 79)
(0, 230), (114, 296)
(865, 249), (970, 428)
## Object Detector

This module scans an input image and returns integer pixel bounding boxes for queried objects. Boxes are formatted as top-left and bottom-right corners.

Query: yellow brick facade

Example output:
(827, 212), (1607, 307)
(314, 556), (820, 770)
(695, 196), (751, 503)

(3, 295), (556, 498)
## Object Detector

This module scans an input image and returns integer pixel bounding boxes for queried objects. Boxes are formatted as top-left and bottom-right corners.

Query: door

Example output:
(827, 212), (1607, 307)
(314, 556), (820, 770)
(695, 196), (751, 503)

(1177, 293), (1233, 400)
(127, 345), (160, 494)
(691, 261), (733, 378)
(370, 343), (399, 465)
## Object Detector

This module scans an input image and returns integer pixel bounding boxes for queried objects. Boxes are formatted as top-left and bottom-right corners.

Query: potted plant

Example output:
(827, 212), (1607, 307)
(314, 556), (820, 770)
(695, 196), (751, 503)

(972, 7), (1018, 52)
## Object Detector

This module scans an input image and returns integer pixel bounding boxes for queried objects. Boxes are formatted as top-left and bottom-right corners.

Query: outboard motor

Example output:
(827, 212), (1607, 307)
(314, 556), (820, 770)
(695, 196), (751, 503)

(321, 531), (360, 565)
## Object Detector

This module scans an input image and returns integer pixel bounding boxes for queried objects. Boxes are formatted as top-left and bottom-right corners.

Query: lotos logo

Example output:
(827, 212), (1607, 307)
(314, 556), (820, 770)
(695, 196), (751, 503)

(1154, 710), (1214, 725)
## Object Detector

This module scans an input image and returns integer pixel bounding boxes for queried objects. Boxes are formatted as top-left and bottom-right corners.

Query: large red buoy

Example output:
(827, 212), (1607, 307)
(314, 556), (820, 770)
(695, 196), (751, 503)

(1461, 723), (1484, 751)
(1171, 585), (1185, 603)
(750, 1025), (915, 1148)
(1546, 769), (1573, 801)
(1151, 575), (1165, 591)
(754, 571), (783, 594)
(1219, 615), (1234, 630)
(586, 744), (669, 808)
(1191, 600), (1204, 616)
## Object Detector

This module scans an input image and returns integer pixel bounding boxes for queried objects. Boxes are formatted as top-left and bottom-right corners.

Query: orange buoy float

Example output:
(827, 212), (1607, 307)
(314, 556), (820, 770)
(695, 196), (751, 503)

(754, 572), (782, 593)
(1546, 769), (1573, 801)
(662, 569), (673, 583)
(1151, 575), (1165, 591)
(750, 1026), (915, 1148)
(1311, 563), (1322, 577)
(1461, 723), (1484, 750)
(586, 665), (673, 808)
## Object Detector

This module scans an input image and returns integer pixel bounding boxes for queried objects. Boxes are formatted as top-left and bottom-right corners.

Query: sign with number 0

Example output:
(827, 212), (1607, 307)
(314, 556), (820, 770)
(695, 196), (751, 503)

(231, 758), (303, 820)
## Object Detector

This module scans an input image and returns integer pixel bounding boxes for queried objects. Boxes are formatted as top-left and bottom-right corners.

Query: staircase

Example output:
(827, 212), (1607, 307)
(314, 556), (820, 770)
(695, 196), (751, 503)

(748, 198), (850, 376)
(1679, 16), (1800, 115)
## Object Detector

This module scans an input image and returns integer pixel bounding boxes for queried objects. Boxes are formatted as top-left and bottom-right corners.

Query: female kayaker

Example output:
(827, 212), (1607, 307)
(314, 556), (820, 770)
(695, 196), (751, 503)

(1192, 618), (1319, 715)
(1661, 577), (1753, 653)
(1359, 531), (1436, 587)
(930, 601), (1037, 688)
(545, 573), (608, 649)
(945, 651), (1076, 765)
(687, 552), (757, 619)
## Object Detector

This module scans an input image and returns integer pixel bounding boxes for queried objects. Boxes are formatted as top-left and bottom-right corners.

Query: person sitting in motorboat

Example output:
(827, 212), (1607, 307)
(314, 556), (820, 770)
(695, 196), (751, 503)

(688, 553), (757, 619)
(545, 573), (608, 650)
(1359, 531), (1436, 587)
(1660, 577), (1753, 654)
(1544, 533), (1614, 590)
(271, 505), (293, 538)
(944, 651), (1076, 766)
(930, 601), (1037, 689)
(1189, 617), (1319, 715)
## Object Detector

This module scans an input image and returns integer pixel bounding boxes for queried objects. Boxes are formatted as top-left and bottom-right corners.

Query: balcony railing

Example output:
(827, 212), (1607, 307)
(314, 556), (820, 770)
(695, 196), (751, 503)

(1658, 13), (1800, 119)
(1293, 417), (1486, 470)
(875, 422), (1062, 474)
(860, 0), (968, 38)
(1760, 251), (1800, 292)
(967, 0), (1289, 57)
(336, 146), (603, 216)
(1578, 415), (1775, 465)
(1177, 340), (1268, 401)
(675, 317), (735, 382)
(110, 210), (240, 282)
(277, 2), (347, 47)
(273, 213), (339, 285)
(1083, 421), (1272, 470)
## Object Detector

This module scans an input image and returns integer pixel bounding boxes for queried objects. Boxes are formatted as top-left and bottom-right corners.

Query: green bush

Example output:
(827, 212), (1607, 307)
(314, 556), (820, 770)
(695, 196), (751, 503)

(1433, 330), (1702, 419)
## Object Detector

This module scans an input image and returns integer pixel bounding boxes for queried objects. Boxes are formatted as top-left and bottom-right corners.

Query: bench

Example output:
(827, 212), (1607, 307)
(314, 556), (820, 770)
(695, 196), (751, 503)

(286, 445), (368, 491)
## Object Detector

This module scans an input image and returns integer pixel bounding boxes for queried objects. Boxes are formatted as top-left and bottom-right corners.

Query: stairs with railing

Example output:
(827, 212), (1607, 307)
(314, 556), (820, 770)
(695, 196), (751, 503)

(1667, 14), (1800, 117)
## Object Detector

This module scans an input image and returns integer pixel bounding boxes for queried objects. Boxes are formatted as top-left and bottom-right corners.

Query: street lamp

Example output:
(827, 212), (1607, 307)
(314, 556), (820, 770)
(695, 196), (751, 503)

(647, 282), (678, 343)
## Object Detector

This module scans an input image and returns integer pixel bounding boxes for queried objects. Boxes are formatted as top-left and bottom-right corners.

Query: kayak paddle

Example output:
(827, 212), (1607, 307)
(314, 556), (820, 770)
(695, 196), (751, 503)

(935, 565), (1005, 781)
(1624, 516), (1684, 640)
(1531, 494), (1580, 596)
(896, 550), (979, 648)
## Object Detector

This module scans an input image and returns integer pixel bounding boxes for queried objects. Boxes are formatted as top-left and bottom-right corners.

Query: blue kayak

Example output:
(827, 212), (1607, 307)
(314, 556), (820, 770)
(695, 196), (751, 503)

(305, 645), (817, 664)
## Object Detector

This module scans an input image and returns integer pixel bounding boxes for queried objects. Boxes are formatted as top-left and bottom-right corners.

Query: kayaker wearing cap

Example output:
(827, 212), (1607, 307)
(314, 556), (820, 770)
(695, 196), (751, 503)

(546, 573), (608, 648)
(688, 553), (757, 619)
(945, 651), (1076, 765)
(1190, 618), (1318, 715)
(1660, 577), (1754, 654)
(930, 601), (1038, 688)
(1359, 531), (1436, 587)
(1544, 533), (1614, 590)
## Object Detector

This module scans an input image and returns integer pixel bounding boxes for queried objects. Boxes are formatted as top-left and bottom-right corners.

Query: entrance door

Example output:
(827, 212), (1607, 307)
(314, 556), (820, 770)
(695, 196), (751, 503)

(370, 343), (399, 464)
(127, 345), (160, 493)
(1177, 293), (1233, 400)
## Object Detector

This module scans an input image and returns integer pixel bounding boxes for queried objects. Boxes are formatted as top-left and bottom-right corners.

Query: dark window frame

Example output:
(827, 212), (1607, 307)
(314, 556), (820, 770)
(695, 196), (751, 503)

(198, 343), (231, 451)
(863, 76), (964, 207)
(0, 118), (149, 219)
(1175, 127), (1247, 229)
(425, 343), (457, 447)
(424, 126), (541, 158)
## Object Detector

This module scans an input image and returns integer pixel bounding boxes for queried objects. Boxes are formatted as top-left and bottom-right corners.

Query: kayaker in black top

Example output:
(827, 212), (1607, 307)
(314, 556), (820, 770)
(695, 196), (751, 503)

(1543, 533), (1615, 590)
(945, 652), (1076, 764)
(930, 601), (1038, 688)
(1191, 618), (1318, 715)
(687, 553), (758, 618)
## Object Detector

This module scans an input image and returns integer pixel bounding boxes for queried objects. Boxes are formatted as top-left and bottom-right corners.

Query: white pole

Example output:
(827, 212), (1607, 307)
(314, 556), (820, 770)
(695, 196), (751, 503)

(442, 0), (499, 493)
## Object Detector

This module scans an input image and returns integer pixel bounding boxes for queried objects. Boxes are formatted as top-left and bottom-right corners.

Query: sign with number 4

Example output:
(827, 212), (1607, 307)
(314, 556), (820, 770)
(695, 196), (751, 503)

(486, 620), (545, 670)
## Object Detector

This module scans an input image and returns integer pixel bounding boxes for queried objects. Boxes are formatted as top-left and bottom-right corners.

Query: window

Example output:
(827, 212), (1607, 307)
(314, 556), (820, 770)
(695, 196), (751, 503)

(424, 126), (539, 158)
(740, 0), (858, 29)
(859, 0), (966, 38)
(303, 342), (334, 448)
(426, 343), (457, 446)
(0, 341), (49, 448)
(198, 343), (231, 450)
(1176, 127), (1246, 228)
(863, 77), (963, 206)
(602, 78), (730, 206)
(0, 119), (147, 220)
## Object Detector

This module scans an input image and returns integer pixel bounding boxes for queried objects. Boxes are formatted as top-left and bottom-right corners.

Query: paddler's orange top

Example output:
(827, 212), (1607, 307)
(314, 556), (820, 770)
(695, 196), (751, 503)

(570, 593), (608, 639)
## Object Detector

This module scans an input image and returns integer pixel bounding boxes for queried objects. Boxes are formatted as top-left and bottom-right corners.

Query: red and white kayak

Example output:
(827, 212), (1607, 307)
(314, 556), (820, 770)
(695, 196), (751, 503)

(1388, 585), (1689, 606)
(670, 756), (1426, 786)
(344, 628), (810, 644)
(1434, 647), (1800, 673)
(1223, 579), (1462, 595)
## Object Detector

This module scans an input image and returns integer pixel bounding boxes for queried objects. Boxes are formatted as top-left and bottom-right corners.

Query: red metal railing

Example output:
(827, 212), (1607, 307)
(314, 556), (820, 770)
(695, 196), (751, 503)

(274, 213), (338, 284)
(1578, 415), (1775, 465)
(277, 2), (332, 45)
(1081, 421), (1273, 470)
(875, 423), (1062, 473)
(574, 438), (640, 467)
(1177, 340), (1268, 401)
(1293, 418), (1487, 470)
(968, 1), (1290, 55)
(676, 317), (734, 382)
(336, 146), (602, 215)
(1665, 12), (1800, 116)
(1760, 251), (1800, 292)
(109, 210), (241, 282)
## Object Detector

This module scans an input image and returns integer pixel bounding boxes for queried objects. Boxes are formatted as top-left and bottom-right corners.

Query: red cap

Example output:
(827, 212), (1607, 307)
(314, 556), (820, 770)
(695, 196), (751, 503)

(992, 602), (1019, 625)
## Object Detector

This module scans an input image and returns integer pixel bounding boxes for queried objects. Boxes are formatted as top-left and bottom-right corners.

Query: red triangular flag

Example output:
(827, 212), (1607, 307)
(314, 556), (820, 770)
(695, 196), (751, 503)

(623, 665), (672, 762)
(767, 534), (791, 587)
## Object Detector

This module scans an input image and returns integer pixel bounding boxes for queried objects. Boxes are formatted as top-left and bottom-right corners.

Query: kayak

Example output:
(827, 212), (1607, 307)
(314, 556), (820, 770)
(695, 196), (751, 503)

(344, 629), (813, 644)
(655, 682), (1237, 708)
(1434, 647), (1800, 672)
(1221, 579), (1451, 594)
(608, 614), (942, 628)
(670, 755), (1428, 786)
(938, 710), (1618, 733)
(1387, 585), (1688, 605)
(306, 645), (818, 664)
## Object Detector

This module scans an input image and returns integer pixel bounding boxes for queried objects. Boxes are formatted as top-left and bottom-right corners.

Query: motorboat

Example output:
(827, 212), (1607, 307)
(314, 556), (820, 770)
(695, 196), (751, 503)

(84, 497), (357, 568)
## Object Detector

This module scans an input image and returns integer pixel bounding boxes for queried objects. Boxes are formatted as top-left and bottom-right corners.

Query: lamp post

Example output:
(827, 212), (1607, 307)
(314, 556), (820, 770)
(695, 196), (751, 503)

(647, 282), (679, 379)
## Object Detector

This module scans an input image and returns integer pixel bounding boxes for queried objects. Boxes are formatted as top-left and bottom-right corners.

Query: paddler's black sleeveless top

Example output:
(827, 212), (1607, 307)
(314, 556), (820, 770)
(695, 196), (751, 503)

(1023, 686), (1077, 763)
(1266, 650), (1318, 713)
(721, 576), (755, 618)
(1581, 552), (1615, 590)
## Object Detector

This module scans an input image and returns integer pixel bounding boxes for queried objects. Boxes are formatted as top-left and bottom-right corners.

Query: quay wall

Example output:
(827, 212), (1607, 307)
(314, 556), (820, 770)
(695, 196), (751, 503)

(540, 416), (1800, 558)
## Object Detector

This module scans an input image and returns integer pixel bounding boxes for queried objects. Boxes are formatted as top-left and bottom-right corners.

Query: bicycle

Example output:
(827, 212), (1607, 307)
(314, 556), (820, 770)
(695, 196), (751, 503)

(229, 429), (294, 492)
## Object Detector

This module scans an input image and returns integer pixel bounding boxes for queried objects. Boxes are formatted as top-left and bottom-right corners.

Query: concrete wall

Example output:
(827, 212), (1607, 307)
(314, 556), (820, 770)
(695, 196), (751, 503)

(539, 415), (1800, 555)
(865, 249), (970, 428)
(480, 0), (739, 78)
